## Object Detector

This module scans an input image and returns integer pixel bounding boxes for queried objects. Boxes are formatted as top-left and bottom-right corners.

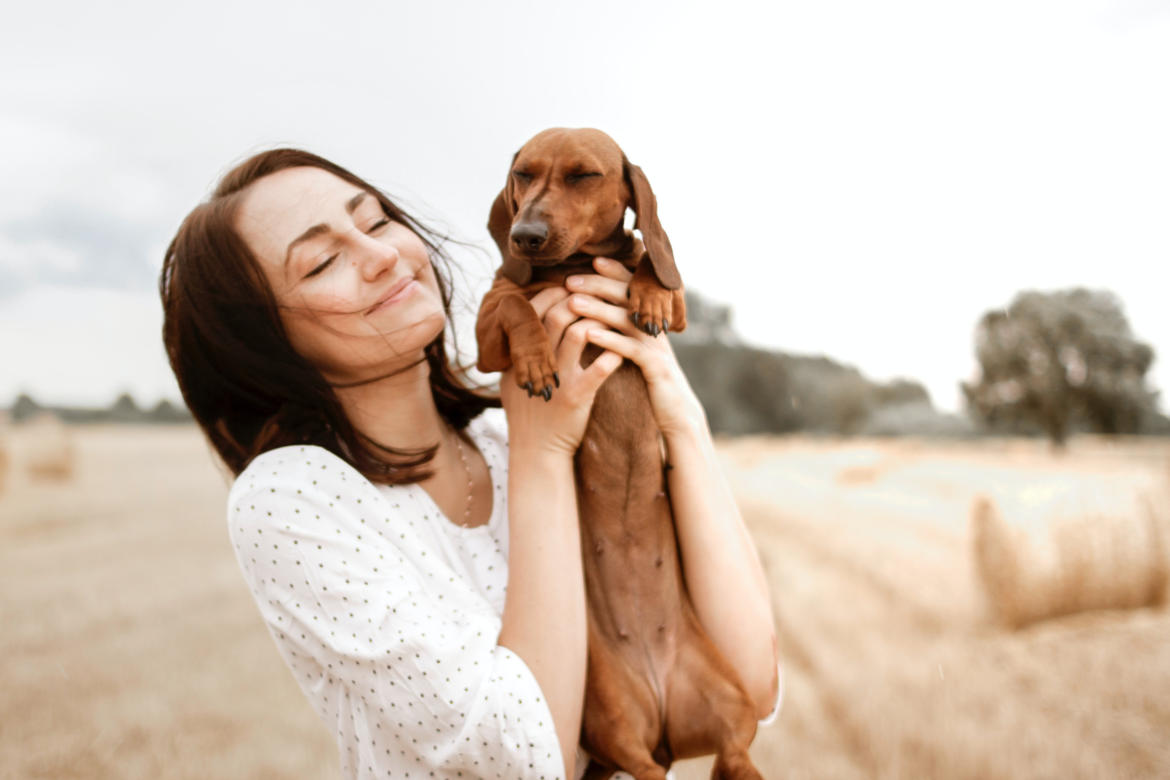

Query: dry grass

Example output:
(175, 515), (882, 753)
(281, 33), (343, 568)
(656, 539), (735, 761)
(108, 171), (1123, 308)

(0, 424), (9, 494)
(2, 428), (1169, 780)
(13, 413), (76, 480)
(0, 426), (339, 780)
(670, 435), (1170, 780)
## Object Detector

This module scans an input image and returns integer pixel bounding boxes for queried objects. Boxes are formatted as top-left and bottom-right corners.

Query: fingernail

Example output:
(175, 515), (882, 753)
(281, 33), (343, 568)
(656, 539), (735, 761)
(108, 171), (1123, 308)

(573, 295), (589, 308)
(567, 276), (583, 289)
(595, 257), (608, 266)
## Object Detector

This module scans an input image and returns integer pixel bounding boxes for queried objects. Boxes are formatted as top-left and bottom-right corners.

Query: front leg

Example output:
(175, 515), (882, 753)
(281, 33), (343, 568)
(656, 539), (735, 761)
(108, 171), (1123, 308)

(627, 253), (688, 336)
(476, 289), (559, 400)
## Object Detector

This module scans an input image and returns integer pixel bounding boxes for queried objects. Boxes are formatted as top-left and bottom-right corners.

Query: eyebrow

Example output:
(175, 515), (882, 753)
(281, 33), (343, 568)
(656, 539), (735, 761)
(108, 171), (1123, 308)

(283, 192), (371, 266)
(284, 223), (331, 266)
(345, 191), (369, 214)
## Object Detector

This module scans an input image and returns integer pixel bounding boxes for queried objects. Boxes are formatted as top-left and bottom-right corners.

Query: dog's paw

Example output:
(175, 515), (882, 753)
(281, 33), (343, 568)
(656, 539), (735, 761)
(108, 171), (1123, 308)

(511, 342), (559, 401)
(627, 276), (676, 337)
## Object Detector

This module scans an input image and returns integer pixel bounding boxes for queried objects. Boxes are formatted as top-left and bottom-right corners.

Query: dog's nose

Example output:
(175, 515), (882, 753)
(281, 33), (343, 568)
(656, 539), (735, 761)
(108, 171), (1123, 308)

(511, 220), (548, 252)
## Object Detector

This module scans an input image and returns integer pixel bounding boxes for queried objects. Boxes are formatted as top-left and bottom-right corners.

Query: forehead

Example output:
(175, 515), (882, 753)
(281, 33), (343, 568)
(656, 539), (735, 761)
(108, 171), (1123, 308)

(515, 128), (624, 171)
(240, 167), (363, 233)
(236, 167), (368, 263)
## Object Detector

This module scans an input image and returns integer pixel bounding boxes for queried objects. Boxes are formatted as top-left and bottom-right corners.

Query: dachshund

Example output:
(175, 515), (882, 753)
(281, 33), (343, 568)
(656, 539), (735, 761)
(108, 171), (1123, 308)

(476, 128), (765, 780)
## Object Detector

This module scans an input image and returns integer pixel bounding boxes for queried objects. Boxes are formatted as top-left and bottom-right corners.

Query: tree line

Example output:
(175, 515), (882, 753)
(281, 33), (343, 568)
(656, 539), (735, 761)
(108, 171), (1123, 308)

(671, 288), (1168, 442)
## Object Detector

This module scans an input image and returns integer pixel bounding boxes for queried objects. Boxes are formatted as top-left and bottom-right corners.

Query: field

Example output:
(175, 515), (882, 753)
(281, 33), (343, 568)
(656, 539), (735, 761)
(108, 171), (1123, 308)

(1, 426), (1168, 780)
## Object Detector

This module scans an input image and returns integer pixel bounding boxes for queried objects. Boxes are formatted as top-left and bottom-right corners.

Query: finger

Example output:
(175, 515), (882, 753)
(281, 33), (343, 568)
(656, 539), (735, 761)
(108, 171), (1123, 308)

(555, 317), (605, 370)
(585, 326), (648, 366)
(577, 348), (623, 394)
(528, 286), (571, 319)
(565, 273), (630, 305)
(542, 296), (579, 349)
(593, 257), (633, 281)
(568, 294), (643, 337)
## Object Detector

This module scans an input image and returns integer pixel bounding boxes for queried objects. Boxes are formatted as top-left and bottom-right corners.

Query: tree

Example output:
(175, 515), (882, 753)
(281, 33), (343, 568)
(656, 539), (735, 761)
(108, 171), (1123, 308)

(963, 288), (1160, 445)
(672, 290), (936, 436)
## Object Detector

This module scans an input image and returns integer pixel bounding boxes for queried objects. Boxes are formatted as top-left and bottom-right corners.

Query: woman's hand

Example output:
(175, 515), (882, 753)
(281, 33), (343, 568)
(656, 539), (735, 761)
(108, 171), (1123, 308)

(500, 285), (623, 459)
(559, 258), (706, 439)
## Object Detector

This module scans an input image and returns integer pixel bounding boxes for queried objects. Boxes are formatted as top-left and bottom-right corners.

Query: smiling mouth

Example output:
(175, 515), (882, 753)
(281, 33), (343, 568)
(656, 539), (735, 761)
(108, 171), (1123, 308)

(366, 275), (419, 315)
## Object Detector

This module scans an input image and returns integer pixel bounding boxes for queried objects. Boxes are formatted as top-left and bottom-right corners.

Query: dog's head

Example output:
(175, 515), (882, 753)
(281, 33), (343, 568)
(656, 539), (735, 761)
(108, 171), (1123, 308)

(487, 127), (679, 289)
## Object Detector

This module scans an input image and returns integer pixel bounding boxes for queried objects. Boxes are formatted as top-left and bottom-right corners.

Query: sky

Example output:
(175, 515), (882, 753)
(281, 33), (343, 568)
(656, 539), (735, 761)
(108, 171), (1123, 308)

(1, 0), (1168, 412)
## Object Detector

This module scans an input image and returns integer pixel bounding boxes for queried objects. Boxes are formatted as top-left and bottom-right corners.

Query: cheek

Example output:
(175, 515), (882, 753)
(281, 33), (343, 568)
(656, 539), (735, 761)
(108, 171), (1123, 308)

(411, 266), (449, 325)
(278, 266), (366, 317)
(279, 309), (342, 369)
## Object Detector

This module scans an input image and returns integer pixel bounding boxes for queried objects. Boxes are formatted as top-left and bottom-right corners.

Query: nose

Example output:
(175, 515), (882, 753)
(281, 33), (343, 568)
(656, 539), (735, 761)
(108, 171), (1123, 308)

(358, 233), (399, 281)
(510, 220), (548, 252)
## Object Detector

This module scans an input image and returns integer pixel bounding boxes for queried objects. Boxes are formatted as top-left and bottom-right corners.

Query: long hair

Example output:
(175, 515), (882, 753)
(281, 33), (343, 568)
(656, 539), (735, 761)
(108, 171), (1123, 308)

(160, 148), (498, 484)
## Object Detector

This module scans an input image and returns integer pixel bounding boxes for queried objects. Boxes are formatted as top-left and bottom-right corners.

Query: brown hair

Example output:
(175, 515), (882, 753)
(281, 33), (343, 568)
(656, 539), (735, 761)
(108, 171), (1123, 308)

(160, 148), (498, 484)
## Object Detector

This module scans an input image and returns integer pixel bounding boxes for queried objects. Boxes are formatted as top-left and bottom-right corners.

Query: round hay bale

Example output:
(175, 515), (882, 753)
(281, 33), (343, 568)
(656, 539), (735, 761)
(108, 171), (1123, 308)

(971, 484), (1168, 629)
(22, 413), (75, 480)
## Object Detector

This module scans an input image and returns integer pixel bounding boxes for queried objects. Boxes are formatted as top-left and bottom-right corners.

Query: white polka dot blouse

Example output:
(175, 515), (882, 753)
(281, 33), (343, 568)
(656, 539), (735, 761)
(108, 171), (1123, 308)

(228, 408), (565, 780)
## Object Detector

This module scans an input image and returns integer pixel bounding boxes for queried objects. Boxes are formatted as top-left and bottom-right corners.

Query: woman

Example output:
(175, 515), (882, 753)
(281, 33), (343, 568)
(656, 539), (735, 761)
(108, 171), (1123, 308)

(162, 149), (779, 780)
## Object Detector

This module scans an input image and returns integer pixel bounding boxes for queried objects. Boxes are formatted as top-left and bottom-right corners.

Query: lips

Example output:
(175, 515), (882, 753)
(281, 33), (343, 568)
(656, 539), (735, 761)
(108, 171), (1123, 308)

(366, 275), (419, 315)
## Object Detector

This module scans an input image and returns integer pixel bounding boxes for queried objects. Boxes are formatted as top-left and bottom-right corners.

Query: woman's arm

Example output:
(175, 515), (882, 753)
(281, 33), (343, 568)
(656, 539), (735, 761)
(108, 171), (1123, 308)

(658, 413), (780, 719)
(497, 289), (624, 779)
(560, 260), (780, 719)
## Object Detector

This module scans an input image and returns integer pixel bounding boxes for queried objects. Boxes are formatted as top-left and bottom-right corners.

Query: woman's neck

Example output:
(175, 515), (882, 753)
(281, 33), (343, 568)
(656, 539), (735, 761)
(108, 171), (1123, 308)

(334, 357), (445, 452)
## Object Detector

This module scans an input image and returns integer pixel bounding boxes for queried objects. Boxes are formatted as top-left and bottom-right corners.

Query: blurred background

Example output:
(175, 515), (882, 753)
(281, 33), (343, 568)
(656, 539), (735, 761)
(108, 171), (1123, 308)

(2, 1), (1169, 778)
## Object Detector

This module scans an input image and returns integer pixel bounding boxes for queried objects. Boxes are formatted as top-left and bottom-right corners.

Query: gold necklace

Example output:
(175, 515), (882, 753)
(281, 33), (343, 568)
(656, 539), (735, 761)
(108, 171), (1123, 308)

(452, 430), (474, 527)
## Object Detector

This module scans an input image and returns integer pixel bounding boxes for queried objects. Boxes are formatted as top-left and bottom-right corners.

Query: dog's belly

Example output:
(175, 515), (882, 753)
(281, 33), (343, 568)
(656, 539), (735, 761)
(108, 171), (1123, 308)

(575, 358), (687, 714)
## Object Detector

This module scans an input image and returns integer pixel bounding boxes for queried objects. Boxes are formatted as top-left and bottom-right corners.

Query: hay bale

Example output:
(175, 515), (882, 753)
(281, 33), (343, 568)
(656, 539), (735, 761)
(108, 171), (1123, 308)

(22, 413), (75, 480)
(971, 485), (1168, 628)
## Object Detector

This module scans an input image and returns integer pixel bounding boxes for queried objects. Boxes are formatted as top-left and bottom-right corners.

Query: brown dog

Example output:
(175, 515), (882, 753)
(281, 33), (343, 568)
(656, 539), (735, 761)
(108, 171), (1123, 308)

(476, 128), (764, 780)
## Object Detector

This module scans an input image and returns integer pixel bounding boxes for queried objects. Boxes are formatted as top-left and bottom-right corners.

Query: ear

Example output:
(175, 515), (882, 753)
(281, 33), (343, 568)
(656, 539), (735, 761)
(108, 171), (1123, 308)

(624, 158), (681, 290)
(487, 152), (531, 286)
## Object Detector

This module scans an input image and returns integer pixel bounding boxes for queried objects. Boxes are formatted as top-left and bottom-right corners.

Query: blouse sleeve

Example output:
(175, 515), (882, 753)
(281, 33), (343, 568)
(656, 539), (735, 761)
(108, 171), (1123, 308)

(228, 447), (565, 780)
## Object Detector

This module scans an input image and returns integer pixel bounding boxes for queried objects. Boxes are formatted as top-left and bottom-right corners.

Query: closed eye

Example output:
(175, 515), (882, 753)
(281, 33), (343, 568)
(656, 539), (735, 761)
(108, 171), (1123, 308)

(368, 217), (391, 233)
(304, 254), (337, 279)
(512, 170), (533, 183)
(565, 172), (602, 184)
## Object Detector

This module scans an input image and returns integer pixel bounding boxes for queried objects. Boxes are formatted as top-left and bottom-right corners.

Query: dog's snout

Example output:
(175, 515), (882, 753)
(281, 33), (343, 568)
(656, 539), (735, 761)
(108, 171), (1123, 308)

(510, 220), (548, 252)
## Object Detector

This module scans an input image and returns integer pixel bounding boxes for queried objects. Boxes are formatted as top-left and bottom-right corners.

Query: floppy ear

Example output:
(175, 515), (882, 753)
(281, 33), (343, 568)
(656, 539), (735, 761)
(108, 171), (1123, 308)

(486, 152), (531, 286)
(624, 158), (681, 290)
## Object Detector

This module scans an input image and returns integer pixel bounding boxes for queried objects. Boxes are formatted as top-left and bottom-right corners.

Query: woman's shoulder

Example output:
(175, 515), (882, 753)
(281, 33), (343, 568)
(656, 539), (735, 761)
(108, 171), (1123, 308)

(228, 444), (380, 513)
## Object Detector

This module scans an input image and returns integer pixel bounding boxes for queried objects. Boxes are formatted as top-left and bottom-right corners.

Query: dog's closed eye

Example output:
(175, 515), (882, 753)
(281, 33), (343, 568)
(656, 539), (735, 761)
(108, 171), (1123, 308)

(565, 172), (602, 184)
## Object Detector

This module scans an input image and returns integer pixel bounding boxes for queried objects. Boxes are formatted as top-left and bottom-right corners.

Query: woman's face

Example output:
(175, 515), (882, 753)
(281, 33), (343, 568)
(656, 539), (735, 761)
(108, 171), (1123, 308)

(236, 167), (446, 384)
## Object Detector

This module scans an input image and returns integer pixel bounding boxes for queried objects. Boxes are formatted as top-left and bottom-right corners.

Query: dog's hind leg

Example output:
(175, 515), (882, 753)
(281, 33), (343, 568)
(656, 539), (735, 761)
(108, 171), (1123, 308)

(663, 610), (764, 780)
(709, 747), (765, 780)
(580, 617), (670, 780)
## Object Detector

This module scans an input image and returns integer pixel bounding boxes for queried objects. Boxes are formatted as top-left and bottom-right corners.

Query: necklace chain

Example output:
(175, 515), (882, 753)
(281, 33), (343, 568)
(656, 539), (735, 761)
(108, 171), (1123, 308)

(452, 430), (474, 527)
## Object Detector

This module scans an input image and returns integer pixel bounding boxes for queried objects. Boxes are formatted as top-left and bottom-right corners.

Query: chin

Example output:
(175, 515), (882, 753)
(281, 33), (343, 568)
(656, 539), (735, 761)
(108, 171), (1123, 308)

(387, 304), (447, 353)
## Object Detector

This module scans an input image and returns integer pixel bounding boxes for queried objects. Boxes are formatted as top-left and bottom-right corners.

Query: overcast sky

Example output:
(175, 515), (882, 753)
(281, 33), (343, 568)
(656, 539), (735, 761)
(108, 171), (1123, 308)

(1, 0), (1168, 411)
